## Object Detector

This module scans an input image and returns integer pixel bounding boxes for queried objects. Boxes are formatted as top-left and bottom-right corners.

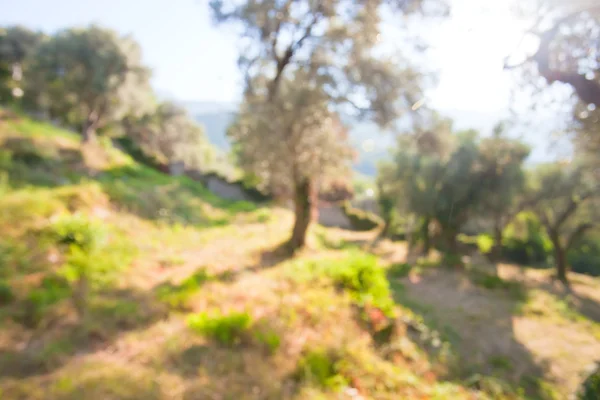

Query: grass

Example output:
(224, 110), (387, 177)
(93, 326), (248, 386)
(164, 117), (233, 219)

(155, 268), (212, 309)
(1, 110), (598, 400)
(187, 311), (253, 346)
(469, 268), (528, 302)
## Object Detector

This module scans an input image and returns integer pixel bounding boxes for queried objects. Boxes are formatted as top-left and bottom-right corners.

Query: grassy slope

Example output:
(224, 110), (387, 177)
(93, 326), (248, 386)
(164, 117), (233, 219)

(0, 110), (598, 400)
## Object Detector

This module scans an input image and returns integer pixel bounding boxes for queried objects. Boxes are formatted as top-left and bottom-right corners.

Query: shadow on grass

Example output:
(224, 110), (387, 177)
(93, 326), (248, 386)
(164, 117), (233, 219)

(388, 268), (556, 399)
(1, 136), (89, 188)
(215, 241), (295, 283)
(96, 165), (257, 227)
(0, 287), (168, 379)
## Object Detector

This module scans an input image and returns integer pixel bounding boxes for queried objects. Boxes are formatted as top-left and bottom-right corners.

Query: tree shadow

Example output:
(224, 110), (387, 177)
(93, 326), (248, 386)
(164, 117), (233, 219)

(388, 268), (555, 398)
(1, 136), (88, 188)
(214, 242), (294, 283)
(529, 277), (600, 324)
(96, 165), (256, 227)
(0, 287), (168, 379)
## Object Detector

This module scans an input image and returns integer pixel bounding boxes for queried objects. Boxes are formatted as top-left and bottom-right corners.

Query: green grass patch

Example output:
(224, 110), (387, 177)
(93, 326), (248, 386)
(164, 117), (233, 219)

(469, 269), (527, 301)
(296, 349), (346, 389)
(155, 268), (211, 309)
(0, 280), (14, 305)
(287, 251), (396, 318)
(187, 311), (253, 346)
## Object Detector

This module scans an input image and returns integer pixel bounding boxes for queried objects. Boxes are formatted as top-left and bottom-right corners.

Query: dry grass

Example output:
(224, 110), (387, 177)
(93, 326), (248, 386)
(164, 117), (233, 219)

(1, 113), (599, 400)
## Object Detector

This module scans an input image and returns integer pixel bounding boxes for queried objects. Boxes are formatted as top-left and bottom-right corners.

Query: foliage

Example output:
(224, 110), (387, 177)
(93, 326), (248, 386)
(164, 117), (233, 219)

(28, 25), (153, 141)
(215, 0), (428, 249)
(502, 212), (553, 265)
(124, 101), (216, 170)
(155, 269), (211, 310)
(0, 280), (14, 304)
(0, 26), (45, 105)
(387, 262), (412, 279)
(341, 201), (383, 231)
(187, 311), (253, 346)
(296, 349), (345, 389)
(21, 275), (71, 327)
(525, 163), (599, 282)
(253, 328), (281, 354)
(578, 362), (600, 400)
(318, 252), (395, 318)
(568, 233), (600, 276)
(49, 213), (107, 252)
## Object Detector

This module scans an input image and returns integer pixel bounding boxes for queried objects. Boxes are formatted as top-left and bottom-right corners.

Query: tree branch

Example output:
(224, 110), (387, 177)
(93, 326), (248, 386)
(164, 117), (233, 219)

(518, 6), (600, 106)
(566, 223), (595, 251)
(268, 6), (322, 100)
(555, 190), (596, 228)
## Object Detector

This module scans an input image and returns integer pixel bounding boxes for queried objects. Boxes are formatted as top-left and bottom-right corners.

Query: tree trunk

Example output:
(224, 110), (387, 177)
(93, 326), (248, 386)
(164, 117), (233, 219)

(289, 179), (313, 251)
(492, 224), (503, 261)
(550, 231), (568, 284)
(73, 274), (89, 322)
(422, 216), (431, 255)
(82, 121), (97, 143)
(82, 112), (99, 143)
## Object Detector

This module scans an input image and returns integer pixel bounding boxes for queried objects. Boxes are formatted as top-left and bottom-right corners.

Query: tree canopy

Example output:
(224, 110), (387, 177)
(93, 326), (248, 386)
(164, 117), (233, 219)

(28, 26), (153, 142)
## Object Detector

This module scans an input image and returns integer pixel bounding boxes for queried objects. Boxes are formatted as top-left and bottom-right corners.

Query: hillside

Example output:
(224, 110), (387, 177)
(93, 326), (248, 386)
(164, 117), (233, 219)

(0, 110), (599, 400)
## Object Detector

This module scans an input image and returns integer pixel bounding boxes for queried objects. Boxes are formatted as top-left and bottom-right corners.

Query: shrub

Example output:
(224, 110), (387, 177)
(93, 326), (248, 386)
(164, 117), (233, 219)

(342, 202), (382, 231)
(187, 311), (252, 346)
(0, 280), (14, 304)
(319, 252), (395, 318)
(568, 235), (600, 277)
(47, 214), (135, 319)
(253, 329), (281, 353)
(48, 213), (107, 252)
(387, 263), (412, 279)
(502, 212), (552, 265)
(21, 275), (71, 327)
(156, 269), (211, 309)
(578, 362), (600, 400)
(296, 349), (345, 388)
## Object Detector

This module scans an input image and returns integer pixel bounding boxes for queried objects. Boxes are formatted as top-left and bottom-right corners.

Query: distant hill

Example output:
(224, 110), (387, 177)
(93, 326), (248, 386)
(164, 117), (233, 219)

(184, 102), (563, 177)
(185, 102), (395, 176)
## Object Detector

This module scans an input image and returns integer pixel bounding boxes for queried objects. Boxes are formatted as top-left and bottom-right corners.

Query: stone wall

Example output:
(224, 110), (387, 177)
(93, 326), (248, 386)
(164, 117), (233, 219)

(205, 175), (254, 202)
(317, 203), (353, 229)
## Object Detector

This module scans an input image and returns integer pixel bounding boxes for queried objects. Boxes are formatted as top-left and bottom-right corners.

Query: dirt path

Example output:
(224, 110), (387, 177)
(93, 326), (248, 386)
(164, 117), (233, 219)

(398, 268), (600, 396)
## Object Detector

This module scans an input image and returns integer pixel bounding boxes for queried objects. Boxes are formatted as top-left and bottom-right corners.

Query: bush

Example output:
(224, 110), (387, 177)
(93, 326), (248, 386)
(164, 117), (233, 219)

(0, 280), (14, 304)
(296, 349), (345, 388)
(387, 263), (412, 279)
(156, 269), (211, 309)
(187, 311), (253, 346)
(568, 235), (600, 277)
(48, 213), (107, 252)
(253, 329), (281, 353)
(342, 202), (382, 231)
(21, 275), (71, 327)
(578, 362), (600, 400)
(319, 252), (395, 318)
(502, 212), (552, 265)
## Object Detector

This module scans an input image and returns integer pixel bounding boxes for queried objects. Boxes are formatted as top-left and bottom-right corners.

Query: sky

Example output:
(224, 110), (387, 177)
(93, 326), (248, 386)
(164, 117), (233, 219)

(2, 0), (532, 108)
(1, 0), (568, 160)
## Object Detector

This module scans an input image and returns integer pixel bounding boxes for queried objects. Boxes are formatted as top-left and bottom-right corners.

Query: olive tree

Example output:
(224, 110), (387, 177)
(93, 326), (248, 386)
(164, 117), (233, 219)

(527, 163), (599, 284)
(0, 26), (44, 104)
(478, 125), (530, 260)
(29, 25), (152, 142)
(211, 0), (433, 250)
(229, 72), (353, 249)
(125, 102), (216, 170)
(507, 1), (600, 161)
